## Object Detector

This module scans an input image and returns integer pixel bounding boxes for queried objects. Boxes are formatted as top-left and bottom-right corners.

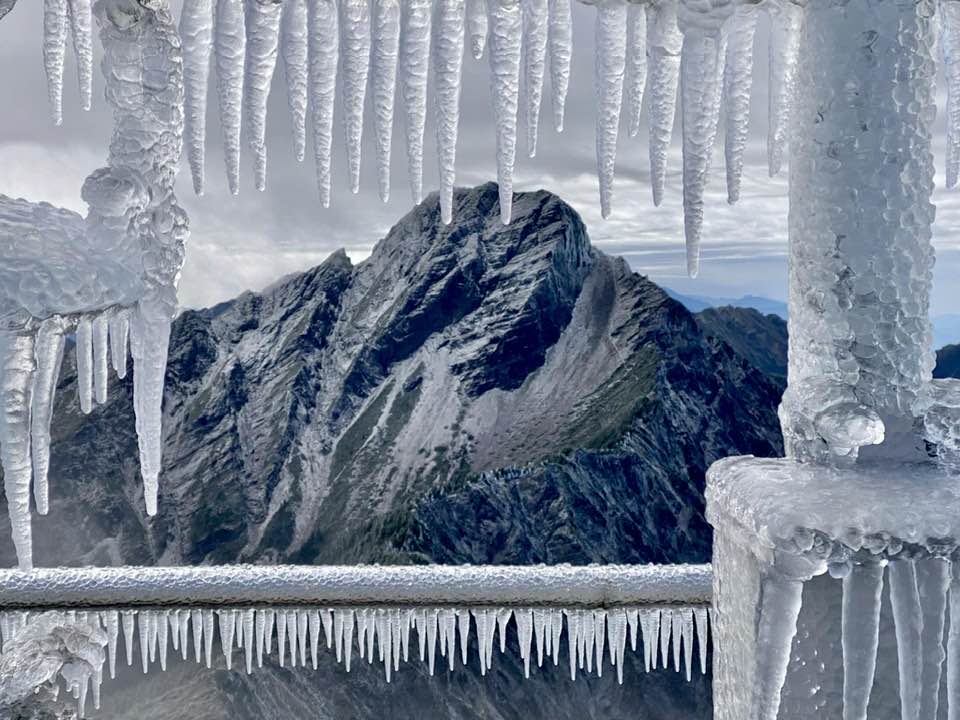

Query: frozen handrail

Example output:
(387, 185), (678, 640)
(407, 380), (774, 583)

(0, 563), (712, 610)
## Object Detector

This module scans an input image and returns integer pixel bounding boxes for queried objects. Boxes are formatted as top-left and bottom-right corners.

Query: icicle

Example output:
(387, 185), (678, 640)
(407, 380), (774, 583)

(137, 612), (150, 673)
(108, 312), (129, 380)
(130, 304), (172, 517)
(488, 0), (523, 223)
(179, 0), (214, 195)
(122, 612), (135, 667)
(645, 0), (682, 206)
(842, 562), (884, 720)
(671, 606), (683, 672)
(243, 609), (255, 673)
(191, 609), (203, 664)
(284, 610), (297, 666)
(321, 608), (333, 649)
(0, 332), (36, 570)
(497, 609), (512, 655)
(277, 609), (288, 667)
(281, 0), (309, 163)
(890, 560), (923, 720)
(753, 576), (804, 720)
(566, 610), (580, 680)
(514, 608), (533, 678)
(764, 0), (801, 177)
(641, 609), (660, 671)
(400, 0), (432, 204)
(333, 608), (345, 663)
(433, 0), (466, 223)
(658, 608), (672, 670)
(178, 610), (190, 660)
(43, 0), (68, 125)
(169, 610), (181, 653)
(340, 0), (372, 194)
(401, 609), (413, 662)
(66, 0), (92, 111)
(694, 607), (708, 675)
(426, 609), (439, 675)
(29, 318), (64, 516)
(547, 0), (571, 131)
(947, 561), (960, 720)
(304, 2), (339, 206)
(157, 611), (169, 671)
(413, 609), (426, 661)
(219, 610), (236, 670)
(202, 609), (215, 668)
(722, 4), (757, 203)
(582, 610), (595, 673)
(147, 611), (159, 664)
(467, 0), (488, 58)
(102, 611), (119, 680)
(92, 315), (108, 405)
(357, 608), (370, 660)
(945, 3), (960, 188)
(457, 610), (471, 667)
(483, 609), (497, 669)
(244, 0), (282, 191)
(371, 0), (400, 203)
(551, 609), (563, 665)
(626, 4), (647, 138)
(473, 609), (490, 674)
(439, 609), (456, 671)
(680, 609), (694, 681)
(389, 609), (402, 673)
(594, 610), (606, 677)
(308, 610), (320, 668)
(917, 559), (950, 719)
(626, 608), (639, 652)
(215, 0), (246, 195)
(522, 0), (548, 157)
(343, 609), (356, 671)
(594, 0), (628, 220)
(76, 318), (93, 415)
(610, 609), (627, 685)
(533, 609), (548, 667)
(377, 610), (393, 681)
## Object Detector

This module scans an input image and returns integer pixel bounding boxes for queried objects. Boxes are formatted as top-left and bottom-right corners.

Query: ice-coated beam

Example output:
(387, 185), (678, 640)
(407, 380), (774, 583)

(0, 564), (713, 610)
(841, 561), (884, 720)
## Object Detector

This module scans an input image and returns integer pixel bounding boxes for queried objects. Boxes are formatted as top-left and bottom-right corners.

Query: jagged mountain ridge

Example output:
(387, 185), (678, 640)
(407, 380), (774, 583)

(1, 182), (785, 570)
(0, 183), (789, 720)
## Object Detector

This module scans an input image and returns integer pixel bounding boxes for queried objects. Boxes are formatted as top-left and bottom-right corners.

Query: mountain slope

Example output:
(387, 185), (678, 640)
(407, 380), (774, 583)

(0, 183), (787, 719)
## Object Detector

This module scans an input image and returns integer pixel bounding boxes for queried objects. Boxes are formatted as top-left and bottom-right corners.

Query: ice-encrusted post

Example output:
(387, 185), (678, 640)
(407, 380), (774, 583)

(706, 0), (960, 718)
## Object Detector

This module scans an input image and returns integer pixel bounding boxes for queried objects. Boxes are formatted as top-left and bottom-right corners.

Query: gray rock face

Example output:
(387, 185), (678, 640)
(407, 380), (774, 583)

(1, 184), (787, 718)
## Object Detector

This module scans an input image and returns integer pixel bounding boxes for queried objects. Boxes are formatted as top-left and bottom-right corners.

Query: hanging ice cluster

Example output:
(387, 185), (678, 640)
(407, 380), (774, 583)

(0, 603), (709, 717)
(0, 0), (186, 571)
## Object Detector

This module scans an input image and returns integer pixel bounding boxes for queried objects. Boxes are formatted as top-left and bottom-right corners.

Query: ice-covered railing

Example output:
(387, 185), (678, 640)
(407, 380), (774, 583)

(0, 0), (187, 571)
(31, 0), (811, 275)
(0, 564), (713, 717)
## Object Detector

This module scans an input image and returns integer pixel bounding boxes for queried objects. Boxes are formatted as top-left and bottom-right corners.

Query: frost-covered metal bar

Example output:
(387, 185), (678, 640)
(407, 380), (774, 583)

(0, 563), (712, 610)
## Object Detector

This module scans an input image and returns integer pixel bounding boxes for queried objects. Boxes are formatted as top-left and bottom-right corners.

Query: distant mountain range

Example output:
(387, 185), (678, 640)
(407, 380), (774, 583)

(3, 184), (795, 719)
(667, 290), (960, 351)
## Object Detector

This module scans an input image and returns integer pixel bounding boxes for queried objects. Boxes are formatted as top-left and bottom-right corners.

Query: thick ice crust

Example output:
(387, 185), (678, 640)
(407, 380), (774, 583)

(0, 563), (712, 609)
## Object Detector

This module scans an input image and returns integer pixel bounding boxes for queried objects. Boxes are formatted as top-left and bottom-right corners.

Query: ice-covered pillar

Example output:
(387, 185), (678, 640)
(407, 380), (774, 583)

(707, 1), (956, 719)
(778, 0), (938, 465)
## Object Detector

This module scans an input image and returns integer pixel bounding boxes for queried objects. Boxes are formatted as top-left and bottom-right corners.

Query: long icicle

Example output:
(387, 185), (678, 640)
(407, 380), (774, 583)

(841, 561), (884, 720)
(752, 575), (804, 720)
(244, 0), (283, 192)
(307, 0), (339, 207)
(765, 0), (801, 177)
(66, 0), (93, 110)
(722, 4), (757, 203)
(400, 0), (432, 204)
(434, 0), (466, 223)
(943, 1), (960, 188)
(678, 16), (727, 277)
(947, 560), (960, 720)
(889, 560), (923, 720)
(645, 0), (682, 207)
(547, 0), (572, 132)
(281, 0), (309, 163)
(31, 317), (65, 516)
(626, 3), (647, 138)
(594, 0), (628, 220)
(917, 558), (951, 720)
(522, 0), (548, 158)
(43, 0), (69, 125)
(340, 0), (372, 195)
(180, 0), (214, 195)
(488, 0), (523, 223)
(373, 0), (401, 203)
(215, 0), (246, 195)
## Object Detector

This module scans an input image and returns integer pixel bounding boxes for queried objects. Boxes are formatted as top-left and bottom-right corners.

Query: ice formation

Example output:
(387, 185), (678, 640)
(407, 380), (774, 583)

(0, 0), (186, 570)
(0, 603), (710, 716)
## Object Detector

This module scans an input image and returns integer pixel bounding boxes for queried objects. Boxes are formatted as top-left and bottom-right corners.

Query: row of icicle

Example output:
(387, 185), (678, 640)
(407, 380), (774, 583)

(1, 604), (710, 717)
(30, 0), (960, 276)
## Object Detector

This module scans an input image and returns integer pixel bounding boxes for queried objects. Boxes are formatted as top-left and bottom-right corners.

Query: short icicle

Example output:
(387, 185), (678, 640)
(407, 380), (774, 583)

(433, 0), (466, 223)
(43, 0), (68, 125)
(92, 314), (108, 404)
(66, 0), (92, 110)
(108, 312), (128, 379)
(694, 607), (708, 674)
(488, 0), (523, 223)
(372, 0), (401, 202)
(764, 0), (801, 177)
(626, 4), (647, 138)
(76, 317), (93, 414)
(594, 0), (628, 220)
(215, 0), (246, 195)
(467, 0), (488, 58)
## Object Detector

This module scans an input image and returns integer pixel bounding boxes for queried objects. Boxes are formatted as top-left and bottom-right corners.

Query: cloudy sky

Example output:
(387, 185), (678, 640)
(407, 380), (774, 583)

(1, 1), (959, 316)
